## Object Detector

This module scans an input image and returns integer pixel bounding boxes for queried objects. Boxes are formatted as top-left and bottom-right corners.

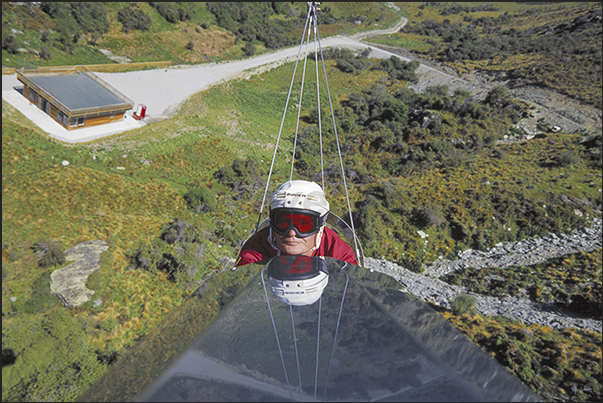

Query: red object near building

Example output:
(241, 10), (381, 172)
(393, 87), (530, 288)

(133, 104), (146, 120)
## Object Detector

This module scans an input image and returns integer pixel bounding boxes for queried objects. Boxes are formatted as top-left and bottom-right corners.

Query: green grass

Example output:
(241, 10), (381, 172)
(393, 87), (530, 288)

(364, 33), (434, 52)
(2, 3), (602, 402)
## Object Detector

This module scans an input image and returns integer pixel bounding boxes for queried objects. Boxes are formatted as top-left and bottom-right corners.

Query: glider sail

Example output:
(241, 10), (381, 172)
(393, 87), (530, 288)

(131, 257), (539, 402)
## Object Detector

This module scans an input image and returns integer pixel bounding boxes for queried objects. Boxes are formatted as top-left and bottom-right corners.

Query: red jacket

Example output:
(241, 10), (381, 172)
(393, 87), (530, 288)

(236, 226), (358, 266)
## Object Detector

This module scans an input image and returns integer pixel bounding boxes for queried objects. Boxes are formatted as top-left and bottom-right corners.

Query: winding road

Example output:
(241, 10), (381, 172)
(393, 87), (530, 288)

(4, 9), (599, 143)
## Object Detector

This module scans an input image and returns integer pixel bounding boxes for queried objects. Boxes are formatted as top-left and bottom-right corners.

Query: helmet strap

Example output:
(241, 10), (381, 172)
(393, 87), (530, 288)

(268, 227), (280, 252)
(309, 226), (325, 253)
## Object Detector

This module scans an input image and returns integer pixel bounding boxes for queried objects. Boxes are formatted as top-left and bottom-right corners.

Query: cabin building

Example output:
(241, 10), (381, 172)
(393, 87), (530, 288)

(16, 66), (133, 130)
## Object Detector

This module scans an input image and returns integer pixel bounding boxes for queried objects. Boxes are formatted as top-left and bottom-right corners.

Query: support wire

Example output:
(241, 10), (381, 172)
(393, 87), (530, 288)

(255, 10), (312, 232)
(254, 2), (362, 266)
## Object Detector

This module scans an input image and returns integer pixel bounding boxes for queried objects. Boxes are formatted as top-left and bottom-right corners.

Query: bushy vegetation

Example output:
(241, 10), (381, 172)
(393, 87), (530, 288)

(129, 219), (204, 282)
(2, 2), (601, 402)
(2, 308), (106, 402)
(2, 2), (399, 69)
(116, 5), (152, 33)
(441, 310), (602, 402)
(30, 239), (65, 268)
(450, 293), (477, 315)
(39, 2), (110, 50)
(393, 2), (602, 108)
(149, 2), (195, 24)
(206, 2), (296, 49)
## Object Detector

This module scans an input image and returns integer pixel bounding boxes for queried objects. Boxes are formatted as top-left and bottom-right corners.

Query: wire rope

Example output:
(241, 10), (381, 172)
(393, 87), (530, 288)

(255, 10), (312, 233)
(254, 2), (362, 266)
(290, 19), (313, 181)
(262, 263), (348, 403)
(314, 296), (322, 401)
(312, 14), (325, 190)
(289, 304), (304, 401)
(311, 6), (361, 262)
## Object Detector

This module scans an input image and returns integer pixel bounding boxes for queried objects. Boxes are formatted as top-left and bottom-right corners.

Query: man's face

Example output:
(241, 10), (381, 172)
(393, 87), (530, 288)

(274, 228), (318, 256)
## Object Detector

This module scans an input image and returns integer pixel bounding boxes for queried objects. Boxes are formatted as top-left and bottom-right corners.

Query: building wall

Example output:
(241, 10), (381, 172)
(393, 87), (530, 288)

(22, 84), (126, 130)
(71, 112), (125, 130)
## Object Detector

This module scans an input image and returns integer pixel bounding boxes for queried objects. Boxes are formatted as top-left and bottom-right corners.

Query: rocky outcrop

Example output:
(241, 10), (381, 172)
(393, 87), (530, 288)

(98, 49), (132, 64)
(50, 240), (109, 308)
(365, 218), (602, 333)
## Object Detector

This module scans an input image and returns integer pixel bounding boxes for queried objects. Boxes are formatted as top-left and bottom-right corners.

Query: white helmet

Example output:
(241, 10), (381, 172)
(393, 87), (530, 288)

(266, 256), (329, 306)
(269, 180), (329, 217)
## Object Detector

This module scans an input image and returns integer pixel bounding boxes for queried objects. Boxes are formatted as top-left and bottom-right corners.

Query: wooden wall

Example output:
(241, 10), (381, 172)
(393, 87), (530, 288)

(21, 84), (126, 130)
(76, 112), (125, 129)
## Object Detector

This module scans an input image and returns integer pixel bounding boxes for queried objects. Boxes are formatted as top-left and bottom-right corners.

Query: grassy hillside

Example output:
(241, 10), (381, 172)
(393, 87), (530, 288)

(2, 2), (602, 402)
(2, 2), (399, 68)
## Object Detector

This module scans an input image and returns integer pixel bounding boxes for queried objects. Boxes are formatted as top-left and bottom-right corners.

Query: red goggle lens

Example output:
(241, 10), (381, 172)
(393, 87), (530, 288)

(274, 213), (315, 233)
(270, 209), (323, 236)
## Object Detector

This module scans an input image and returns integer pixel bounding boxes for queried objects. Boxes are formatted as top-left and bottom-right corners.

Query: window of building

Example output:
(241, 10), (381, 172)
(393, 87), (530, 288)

(29, 90), (36, 102)
(57, 111), (68, 125)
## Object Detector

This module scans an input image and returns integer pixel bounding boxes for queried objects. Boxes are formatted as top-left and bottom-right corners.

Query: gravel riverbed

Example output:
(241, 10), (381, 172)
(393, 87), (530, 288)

(365, 218), (602, 333)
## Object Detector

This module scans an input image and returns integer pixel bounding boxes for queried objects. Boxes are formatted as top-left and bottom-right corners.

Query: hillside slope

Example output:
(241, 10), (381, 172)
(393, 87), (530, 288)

(2, 3), (601, 403)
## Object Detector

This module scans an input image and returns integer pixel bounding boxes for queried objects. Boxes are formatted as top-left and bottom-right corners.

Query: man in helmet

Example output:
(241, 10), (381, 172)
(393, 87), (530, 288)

(235, 180), (358, 266)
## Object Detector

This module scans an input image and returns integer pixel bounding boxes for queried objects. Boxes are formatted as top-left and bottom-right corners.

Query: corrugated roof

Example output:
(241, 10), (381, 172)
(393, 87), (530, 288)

(27, 72), (128, 111)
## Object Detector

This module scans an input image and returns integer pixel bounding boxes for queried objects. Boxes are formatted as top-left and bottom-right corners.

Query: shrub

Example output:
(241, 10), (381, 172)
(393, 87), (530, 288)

(160, 219), (200, 244)
(22, 274), (58, 314)
(317, 47), (370, 74)
(553, 150), (581, 167)
(2, 34), (19, 54)
(31, 240), (65, 267)
(70, 2), (109, 38)
(149, 2), (178, 23)
(243, 42), (256, 56)
(128, 230), (203, 282)
(117, 6), (152, 32)
(41, 30), (51, 43)
(412, 204), (446, 229)
(186, 41), (194, 51)
(485, 85), (511, 107)
(450, 293), (476, 315)
(184, 186), (216, 213)
(580, 133), (601, 169)
(214, 157), (263, 200)
(374, 56), (420, 82)
(40, 45), (52, 60)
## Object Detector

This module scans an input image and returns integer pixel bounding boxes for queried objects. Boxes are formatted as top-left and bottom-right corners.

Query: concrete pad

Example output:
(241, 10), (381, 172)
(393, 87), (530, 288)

(2, 75), (145, 143)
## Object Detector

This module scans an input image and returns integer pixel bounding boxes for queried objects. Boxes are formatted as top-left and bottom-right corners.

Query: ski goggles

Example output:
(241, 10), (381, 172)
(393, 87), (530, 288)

(269, 208), (327, 238)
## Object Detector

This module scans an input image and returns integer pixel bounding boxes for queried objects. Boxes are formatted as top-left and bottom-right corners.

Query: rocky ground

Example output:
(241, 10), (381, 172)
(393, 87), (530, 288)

(365, 218), (602, 333)
(50, 240), (109, 308)
(368, 43), (602, 137)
